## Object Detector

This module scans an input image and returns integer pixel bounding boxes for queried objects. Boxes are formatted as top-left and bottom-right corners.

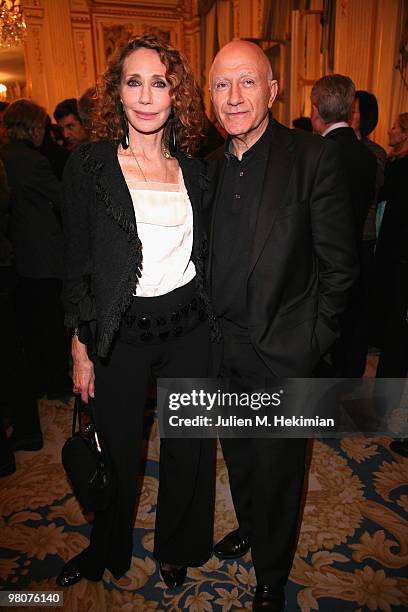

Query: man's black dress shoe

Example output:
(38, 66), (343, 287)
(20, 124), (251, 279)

(159, 563), (187, 589)
(253, 585), (286, 611)
(213, 529), (250, 559)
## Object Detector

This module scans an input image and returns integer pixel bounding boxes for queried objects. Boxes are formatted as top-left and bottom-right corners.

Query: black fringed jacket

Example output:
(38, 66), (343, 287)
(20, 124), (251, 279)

(62, 140), (216, 357)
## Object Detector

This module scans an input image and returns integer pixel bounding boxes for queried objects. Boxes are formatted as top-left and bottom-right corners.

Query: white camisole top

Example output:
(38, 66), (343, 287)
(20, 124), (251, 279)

(126, 169), (196, 297)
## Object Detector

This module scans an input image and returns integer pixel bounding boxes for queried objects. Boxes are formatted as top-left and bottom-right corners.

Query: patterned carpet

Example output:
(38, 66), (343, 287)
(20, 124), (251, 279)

(1, 365), (408, 611)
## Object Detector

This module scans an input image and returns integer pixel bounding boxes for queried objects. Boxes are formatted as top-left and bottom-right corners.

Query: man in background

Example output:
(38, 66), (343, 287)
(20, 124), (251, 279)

(311, 75), (376, 377)
(53, 98), (89, 151)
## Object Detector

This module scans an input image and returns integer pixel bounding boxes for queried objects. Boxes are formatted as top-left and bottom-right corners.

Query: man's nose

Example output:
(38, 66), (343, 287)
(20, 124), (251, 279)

(227, 82), (244, 106)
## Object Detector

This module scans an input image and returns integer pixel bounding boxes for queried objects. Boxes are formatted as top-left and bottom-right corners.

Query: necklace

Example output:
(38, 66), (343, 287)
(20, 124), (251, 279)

(127, 143), (169, 183)
(128, 143), (148, 182)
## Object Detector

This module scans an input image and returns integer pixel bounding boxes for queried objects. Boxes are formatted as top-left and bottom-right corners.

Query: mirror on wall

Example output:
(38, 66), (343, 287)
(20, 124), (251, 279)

(0, 44), (26, 102)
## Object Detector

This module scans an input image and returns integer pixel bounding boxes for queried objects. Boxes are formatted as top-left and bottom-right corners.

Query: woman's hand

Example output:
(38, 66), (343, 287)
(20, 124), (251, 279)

(72, 336), (95, 403)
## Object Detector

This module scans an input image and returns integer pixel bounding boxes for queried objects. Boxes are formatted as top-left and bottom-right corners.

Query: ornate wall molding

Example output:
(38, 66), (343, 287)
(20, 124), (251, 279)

(89, 0), (180, 9)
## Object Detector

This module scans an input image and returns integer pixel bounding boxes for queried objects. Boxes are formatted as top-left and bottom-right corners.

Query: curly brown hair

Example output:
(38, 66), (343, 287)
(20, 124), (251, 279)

(93, 34), (205, 155)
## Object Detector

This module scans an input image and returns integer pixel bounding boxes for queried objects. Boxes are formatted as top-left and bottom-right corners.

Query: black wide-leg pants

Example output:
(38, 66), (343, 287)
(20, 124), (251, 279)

(16, 277), (70, 397)
(76, 295), (215, 580)
(216, 324), (307, 588)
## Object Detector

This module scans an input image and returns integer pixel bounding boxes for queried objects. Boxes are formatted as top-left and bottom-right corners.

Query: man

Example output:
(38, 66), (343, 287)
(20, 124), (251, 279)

(53, 98), (89, 150)
(1, 99), (71, 404)
(207, 41), (357, 611)
(311, 75), (377, 377)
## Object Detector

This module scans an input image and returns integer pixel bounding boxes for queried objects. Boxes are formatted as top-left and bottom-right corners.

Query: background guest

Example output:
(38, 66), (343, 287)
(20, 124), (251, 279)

(311, 74), (377, 377)
(0, 157), (43, 473)
(77, 87), (97, 134)
(0, 99), (71, 403)
(292, 116), (312, 132)
(37, 115), (70, 180)
(372, 113), (408, 373)
(371, 113), (408, 457)
(53, 98), (89, 151)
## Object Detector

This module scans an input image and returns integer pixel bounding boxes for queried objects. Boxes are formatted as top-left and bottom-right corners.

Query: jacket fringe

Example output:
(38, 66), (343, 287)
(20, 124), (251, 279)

(193, 237), (221, 343)
(80, 144), (143, 356)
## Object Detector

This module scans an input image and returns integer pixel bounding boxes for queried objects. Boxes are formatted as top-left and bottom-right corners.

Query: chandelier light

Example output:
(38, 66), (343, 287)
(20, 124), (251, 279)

(0, 0), (26, 49)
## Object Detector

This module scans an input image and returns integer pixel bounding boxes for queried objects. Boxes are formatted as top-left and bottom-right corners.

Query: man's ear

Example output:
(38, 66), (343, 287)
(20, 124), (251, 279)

(268, 80), (278, 108)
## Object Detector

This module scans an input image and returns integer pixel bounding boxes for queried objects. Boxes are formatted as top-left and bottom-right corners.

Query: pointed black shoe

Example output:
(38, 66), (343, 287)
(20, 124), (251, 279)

(159, 563), (187, 589)
(253, 585), (286, 611)
(213, 529), (250, 560)
(56, 554), (103, 588)
(56, 558), (83, 587)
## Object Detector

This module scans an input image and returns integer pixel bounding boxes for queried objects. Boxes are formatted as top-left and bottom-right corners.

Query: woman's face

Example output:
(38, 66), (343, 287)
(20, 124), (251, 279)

(388, 117), (408, 149)
(119, 47), (172, 136)
(350, 98), (360, 132)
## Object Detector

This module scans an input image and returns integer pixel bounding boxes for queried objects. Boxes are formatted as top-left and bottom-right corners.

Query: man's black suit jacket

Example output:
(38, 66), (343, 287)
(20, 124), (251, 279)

(0, 140), (64, 279)
(325, 127), (377, 243)
(206, 119), (358, 376)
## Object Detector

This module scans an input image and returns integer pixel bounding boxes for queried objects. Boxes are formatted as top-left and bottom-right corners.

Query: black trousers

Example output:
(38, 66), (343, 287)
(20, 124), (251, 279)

(329, 240), (376, 377)
(16, 277), (70, 396)
(76, 285), (215, 580)
(216, 323), (307, 587)
(0, 268), (41, 465)
(376, 262), (408, 378)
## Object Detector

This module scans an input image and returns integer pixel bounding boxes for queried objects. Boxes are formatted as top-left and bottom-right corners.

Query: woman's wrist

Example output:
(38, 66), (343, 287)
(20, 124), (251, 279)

(72, 335), (90, 361)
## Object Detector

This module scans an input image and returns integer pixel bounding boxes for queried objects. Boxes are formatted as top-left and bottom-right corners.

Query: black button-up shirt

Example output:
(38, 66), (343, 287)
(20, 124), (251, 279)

(212, 117), (272, 327)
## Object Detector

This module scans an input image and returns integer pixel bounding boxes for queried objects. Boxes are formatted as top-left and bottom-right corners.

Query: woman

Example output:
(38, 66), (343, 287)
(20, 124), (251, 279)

(349, 91), (387, 376)
(372, 112), (408, 368)
(58, 35), (216, 588)
(371, 113), (408, 456)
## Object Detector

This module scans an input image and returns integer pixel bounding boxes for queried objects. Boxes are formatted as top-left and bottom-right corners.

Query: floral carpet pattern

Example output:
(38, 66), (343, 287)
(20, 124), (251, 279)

(1, 394), (408, 612)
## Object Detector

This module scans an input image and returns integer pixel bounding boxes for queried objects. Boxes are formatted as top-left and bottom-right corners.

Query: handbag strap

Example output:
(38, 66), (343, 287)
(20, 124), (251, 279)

(71, 395), (96, 436)
(72, 395), (82, 436)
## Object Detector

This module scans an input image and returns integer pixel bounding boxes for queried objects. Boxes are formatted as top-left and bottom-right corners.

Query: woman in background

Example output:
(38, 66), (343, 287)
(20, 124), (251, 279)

(372, 113), (408, 457)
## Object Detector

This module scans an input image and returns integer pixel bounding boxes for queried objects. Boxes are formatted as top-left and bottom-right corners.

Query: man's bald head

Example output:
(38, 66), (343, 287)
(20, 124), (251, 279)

(209, 39), (277, 149)
(209, 40), (273, 86)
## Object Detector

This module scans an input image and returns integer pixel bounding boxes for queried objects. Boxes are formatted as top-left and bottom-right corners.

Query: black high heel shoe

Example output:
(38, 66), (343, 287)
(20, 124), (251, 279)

(56, 554), (102, 587)
(56, 558), (84, 587)
(159, 563), (187, 589)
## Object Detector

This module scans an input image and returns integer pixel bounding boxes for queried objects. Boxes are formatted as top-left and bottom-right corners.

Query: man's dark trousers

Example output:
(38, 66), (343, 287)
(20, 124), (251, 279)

(217, 322), (307, 588)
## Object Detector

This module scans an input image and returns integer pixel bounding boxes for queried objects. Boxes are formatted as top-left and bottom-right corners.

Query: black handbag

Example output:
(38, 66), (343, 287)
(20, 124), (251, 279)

(61, 396), (113, 513)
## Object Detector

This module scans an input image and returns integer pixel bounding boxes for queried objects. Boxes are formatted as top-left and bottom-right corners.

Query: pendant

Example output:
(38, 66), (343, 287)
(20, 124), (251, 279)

(161, 143), (171, 159)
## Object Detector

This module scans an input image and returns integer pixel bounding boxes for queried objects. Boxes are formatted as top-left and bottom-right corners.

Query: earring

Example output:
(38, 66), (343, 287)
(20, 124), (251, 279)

(121, 111), (129, 149)
(169, 119), (177, 157)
